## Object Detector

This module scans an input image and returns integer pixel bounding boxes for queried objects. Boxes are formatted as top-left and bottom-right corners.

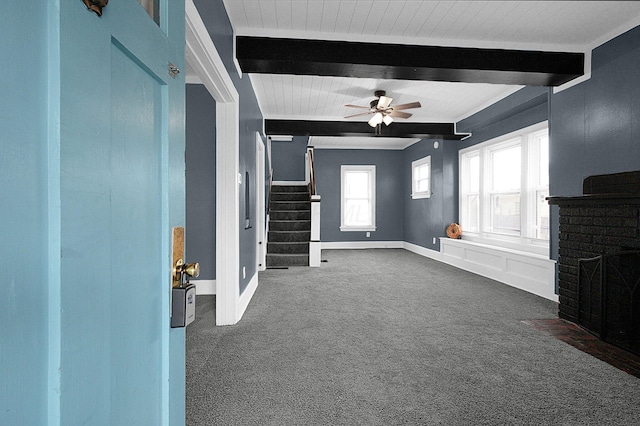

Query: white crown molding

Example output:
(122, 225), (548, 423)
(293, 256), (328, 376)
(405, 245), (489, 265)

(310, 136), (421, 150)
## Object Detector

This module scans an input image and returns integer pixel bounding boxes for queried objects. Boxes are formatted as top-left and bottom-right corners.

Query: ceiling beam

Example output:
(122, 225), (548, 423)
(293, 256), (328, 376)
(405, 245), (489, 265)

(236, 36), (584, 86)
(265, 120), (470, 140)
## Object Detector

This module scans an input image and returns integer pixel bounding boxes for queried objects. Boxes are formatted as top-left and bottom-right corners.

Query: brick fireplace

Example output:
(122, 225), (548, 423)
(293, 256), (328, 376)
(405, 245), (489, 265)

(548, 171), (640, 356)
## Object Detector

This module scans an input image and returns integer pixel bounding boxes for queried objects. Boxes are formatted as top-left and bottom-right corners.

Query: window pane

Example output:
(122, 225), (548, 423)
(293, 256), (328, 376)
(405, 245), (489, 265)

(416, 164), (429, 180)
(416, 178), (429, 193)
(468, 154), (479, 193)
(491, 192), (520, 234)
(138, 0), (160, 24)
(345, 171), (369, 198)
(492, 145), (521, 191)
(345, 199), (371, 226)
(467, 194), (479, 232)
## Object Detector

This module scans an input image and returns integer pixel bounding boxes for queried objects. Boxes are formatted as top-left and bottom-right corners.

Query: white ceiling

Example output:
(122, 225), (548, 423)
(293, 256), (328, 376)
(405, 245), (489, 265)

(211, 1), (640, 148)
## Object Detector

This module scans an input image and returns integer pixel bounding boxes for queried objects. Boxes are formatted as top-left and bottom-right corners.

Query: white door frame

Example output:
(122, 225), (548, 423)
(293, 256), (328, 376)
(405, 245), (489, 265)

(256, 132), (266, 272)
(185, 0), (243, 325)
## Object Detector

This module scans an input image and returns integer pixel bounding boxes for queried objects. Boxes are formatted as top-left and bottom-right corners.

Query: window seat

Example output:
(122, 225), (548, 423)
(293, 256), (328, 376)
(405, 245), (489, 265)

(439, 237), (558, 302)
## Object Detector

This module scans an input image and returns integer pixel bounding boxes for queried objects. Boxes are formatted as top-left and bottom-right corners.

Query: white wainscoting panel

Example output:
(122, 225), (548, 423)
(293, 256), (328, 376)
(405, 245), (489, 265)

(439, 238), (558, 302)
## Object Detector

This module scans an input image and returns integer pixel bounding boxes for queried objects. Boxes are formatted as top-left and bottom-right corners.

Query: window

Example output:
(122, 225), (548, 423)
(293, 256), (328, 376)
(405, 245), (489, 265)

(341, 165), (376, 231)
(411, 156), (431, 199)
(459, 123), (549, 253)
(137, 0), (160, 25)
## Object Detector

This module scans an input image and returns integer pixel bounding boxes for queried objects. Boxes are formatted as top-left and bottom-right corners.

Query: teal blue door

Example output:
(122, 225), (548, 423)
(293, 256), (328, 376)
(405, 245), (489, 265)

(58, 1), (185, 424)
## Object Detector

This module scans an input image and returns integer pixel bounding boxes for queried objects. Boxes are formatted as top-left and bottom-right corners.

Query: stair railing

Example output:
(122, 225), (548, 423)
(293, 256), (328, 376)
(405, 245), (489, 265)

(306, 146), (321, 267)
(267, 168), (273, 215)
(307, 146), (316, 196)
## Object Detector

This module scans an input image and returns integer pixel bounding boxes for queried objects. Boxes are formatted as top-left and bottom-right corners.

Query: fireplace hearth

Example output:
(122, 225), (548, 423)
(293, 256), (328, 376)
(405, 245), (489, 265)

(548, 171), (640, 356)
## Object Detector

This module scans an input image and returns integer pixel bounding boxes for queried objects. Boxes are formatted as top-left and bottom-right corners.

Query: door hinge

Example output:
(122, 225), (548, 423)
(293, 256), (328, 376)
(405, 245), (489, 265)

(168, 63), (180, 79)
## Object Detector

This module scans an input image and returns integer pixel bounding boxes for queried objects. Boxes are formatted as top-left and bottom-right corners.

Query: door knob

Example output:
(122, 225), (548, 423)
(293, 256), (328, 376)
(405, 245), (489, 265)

(173, 259), (200, 287)
(183, 262), (200, 279)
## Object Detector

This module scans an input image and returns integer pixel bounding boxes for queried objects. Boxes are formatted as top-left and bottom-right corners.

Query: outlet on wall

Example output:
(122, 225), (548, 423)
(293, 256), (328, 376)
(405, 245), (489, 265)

(366, 232), (370, 238)
(242, 266), (246, 279)
(433, 237), (437, 245)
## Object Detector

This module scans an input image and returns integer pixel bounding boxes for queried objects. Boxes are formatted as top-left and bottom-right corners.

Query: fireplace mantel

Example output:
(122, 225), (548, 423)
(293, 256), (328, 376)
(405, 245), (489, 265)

(548, 193), (640, 206)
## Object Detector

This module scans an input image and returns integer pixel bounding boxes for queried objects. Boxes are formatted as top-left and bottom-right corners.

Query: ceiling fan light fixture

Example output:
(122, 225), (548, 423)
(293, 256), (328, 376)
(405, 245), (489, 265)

(347, 90), (422, 129)
(368, 112), (383, 127)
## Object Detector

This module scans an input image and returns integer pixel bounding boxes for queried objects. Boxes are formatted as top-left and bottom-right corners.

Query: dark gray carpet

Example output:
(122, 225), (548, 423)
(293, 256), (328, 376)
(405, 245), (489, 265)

(186, 249), (640, 425)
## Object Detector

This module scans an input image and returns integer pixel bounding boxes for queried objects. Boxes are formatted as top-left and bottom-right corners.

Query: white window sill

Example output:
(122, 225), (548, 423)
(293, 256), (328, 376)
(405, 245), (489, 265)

(340, 226), (377, 232)
(411, 193), (431, 199)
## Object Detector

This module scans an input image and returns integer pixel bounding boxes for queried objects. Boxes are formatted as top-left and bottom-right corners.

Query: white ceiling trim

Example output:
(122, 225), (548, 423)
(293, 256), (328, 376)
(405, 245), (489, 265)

(310, 136), (421, 150)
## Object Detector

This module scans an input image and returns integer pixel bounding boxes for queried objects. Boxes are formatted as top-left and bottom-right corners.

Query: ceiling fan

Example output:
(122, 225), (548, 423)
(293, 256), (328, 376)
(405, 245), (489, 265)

(344, 90), (422, 128)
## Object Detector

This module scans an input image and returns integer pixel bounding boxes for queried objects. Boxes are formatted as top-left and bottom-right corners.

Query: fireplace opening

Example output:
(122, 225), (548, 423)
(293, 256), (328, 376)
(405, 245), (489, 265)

(578, 251), (640, 355)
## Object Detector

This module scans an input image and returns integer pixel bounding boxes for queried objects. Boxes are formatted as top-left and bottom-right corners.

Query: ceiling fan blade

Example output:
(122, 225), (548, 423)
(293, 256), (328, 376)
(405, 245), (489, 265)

(344, 104), (371, 109)
(344, 112), (373, 119)
(388, 111), (413, 119)
(392, 101), (422, 111)
(377, 96), (393, 109)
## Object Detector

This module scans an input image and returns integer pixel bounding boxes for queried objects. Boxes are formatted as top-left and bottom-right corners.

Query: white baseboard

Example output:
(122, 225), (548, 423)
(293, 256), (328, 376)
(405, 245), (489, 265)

(238, 272), (259, 321)
(403, 242), (442, 261)
(321, 241), (404, 250)
(309, 241), (321, 267)
(192, 279), (216, 295)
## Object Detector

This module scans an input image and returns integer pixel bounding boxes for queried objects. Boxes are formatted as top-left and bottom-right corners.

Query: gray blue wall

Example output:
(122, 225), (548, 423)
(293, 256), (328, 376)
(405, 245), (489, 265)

(1, 2), (48, 424)
(457, 87), (550, 151)
(194, 0), (264, 294)
(403, 138), (455, 251)
(314, 149), (404, 242)
(271, 136), (309, 181)
(549, 25), (640, 261)
(186, 84), (216, 280)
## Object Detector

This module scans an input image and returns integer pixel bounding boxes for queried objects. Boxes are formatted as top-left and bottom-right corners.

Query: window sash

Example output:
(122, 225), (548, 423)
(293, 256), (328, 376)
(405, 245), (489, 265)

(341, 165), (376, 231)
(490, 191), (521, 235)
(411, 156), (431, 199)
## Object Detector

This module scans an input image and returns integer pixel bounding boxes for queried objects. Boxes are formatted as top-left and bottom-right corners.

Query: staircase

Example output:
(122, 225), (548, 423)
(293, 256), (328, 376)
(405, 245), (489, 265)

(267, 184), (311, 267)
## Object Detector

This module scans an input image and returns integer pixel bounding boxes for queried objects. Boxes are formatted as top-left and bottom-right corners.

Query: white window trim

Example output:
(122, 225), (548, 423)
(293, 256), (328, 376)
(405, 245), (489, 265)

(459, 122), (549, 256)
(411, 155), (431, 199)
(340, 165), (376, 232)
